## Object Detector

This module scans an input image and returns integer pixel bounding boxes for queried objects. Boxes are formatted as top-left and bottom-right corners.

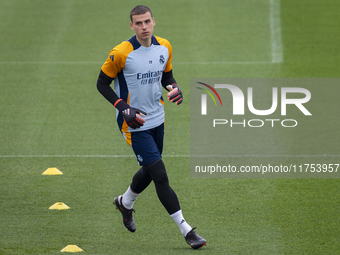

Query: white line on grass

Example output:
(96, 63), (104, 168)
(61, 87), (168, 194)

(0, 61), (103, 65)
(0, 61), (276, 65)
(0, 155), (189, 158)
(172, 61), (274, 65)
(191, 155), (340, 158)
(1, 155), (339, 158)
(270, 0), (283, 63)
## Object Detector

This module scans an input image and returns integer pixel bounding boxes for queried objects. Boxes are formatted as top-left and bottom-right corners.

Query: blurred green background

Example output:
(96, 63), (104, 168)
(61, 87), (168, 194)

(1, 0), (339, 254)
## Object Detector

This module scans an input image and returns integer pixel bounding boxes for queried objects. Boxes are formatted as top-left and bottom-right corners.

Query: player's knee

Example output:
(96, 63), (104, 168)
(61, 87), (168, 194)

(132, 166), (146, 183)
(146, 159), (169, 186)
(130, 166), (152, 193)
(153, 171), (169, 186)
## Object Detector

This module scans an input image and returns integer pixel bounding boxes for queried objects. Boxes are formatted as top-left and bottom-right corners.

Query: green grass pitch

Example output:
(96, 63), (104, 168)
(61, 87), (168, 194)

(1, 0), (340, 254)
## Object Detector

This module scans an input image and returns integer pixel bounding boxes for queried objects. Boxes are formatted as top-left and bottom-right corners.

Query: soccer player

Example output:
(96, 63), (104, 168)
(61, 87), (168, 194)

(96, 5), (206, 249)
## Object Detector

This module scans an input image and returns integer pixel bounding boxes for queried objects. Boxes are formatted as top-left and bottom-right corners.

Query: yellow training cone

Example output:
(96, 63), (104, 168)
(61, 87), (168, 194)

(49, 202), (70, 210)
(60, 245), (84, 252)
(42, 167), (63, 175)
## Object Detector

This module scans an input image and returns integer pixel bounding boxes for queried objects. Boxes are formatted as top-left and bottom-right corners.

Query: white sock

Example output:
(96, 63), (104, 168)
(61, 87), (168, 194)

(170, 210), (192, 237)
(121, 186), (139, 209)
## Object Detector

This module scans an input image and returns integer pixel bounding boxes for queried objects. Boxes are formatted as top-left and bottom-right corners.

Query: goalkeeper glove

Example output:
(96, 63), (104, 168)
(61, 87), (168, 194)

(114, 99), (147, 129)
(166, 84), (183, 105)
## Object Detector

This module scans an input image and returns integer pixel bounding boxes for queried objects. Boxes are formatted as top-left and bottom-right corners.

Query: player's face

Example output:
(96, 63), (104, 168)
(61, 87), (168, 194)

(130, 12), (155, 47)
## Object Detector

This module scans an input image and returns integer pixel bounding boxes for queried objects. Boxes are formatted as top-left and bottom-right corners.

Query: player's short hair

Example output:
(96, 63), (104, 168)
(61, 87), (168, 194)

(130, 5), (153, 22)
